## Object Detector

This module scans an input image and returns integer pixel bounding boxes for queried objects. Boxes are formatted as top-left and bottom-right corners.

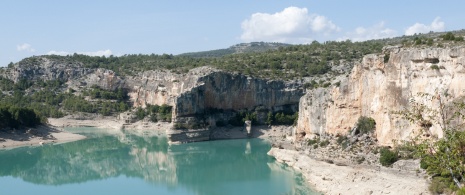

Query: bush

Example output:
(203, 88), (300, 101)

(319, 140), (330, 147)
(336, 135), (350, 149)
(135, 107), (146, 120)
(229, 111), (257, 126)
(429, 177), (456, 194)
(307, 138), (319, 146)
(379, 148), (398, 166)
(356, 116), (376, 134)
(430, 65), (440, 70)
(384, 53), (390, 63)
(336, 135), (347, 144)
(273, 112), (298, 125)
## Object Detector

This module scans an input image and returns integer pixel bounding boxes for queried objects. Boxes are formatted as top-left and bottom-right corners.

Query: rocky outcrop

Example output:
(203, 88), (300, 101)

(297, 46), (465, 145)
(2, 57), (90, 82)
(128, 67), (304, 143)
(1, 57), (122, 90)
(125, 67), (216, 108)
(159, 68), (303, 142)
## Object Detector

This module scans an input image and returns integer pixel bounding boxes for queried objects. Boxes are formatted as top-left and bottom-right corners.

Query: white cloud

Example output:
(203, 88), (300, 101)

(340, 22), (397, 42)
(240, 7), (340, 43)
(47, 49), (113, 57)
(405, 17), (445, 35)
(16, 43), (35, 52)
(80, 49), (113, 57)
(46, 50), (70, 56)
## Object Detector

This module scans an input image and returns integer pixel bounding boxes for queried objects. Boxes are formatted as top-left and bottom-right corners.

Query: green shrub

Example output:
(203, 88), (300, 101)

(336, 135), (350, 149)
(420, 159), (429, 169)
(337, 135), (347, 144)
(441, 32), (456, 41)
(430, 65), (440, 70)
(429, 177), (455, 194)
(356, 116), (376, 134)
(229, 111), (257, 126)
(384, 53), (390, 63)
(319, 140), (330, 147)
(379, 148), (398, 166)
(135, 107), (146, 120)
(456, 187), (465, 195)
(307, 138), (319, 146)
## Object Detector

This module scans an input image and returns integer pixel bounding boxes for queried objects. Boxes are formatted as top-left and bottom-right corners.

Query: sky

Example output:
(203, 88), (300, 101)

(1, 0), (464, 67)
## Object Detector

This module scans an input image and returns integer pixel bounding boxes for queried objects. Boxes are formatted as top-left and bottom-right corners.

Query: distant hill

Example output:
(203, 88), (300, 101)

(178, 42), (292, 58)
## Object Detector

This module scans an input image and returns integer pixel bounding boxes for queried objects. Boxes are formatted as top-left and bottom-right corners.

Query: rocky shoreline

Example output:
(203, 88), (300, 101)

(263, 129), (431, 195)
(268, 148), (430, 195)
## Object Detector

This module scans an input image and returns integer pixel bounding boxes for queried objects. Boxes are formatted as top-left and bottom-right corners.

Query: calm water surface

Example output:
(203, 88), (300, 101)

(0, 127), (317, 195)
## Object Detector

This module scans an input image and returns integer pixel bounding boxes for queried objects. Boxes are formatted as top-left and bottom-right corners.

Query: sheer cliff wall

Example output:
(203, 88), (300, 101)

(297, 46), (465, 145)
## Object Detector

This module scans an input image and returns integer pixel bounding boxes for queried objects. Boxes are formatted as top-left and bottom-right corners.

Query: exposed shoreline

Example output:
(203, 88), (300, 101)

(1, 117), (431, 194)
(267, 148), (431, 195)
(0, 125), (86, 149)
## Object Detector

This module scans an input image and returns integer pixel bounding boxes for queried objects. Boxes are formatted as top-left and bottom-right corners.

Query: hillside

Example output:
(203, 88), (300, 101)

(1, 31), (464, 130)
(178, 42), (292, 58)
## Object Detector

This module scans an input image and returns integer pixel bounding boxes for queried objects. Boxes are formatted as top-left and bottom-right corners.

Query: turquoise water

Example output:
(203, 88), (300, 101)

(0, 127), (317, 195)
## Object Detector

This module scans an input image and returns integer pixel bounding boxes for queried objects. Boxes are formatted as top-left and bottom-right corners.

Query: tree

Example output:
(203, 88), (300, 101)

(399, 92), (465, 190)
(266, 111), (273, 125)
(356, 116), (376, 134)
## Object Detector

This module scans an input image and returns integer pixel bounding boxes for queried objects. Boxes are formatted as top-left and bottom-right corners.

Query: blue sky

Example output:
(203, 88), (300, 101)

(1, 0), (464, 67)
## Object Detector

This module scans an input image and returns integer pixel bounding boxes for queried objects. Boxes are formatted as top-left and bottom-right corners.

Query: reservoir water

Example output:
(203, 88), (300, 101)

(0, 127), (317, 195)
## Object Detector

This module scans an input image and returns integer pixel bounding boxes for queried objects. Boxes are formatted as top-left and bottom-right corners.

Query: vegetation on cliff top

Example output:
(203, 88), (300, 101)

(14, 39), (384, 80)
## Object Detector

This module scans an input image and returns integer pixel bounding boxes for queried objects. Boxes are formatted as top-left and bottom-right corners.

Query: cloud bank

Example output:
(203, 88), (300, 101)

(17, 43), (35, 52)
(240, 7), (340, 43)
(47, 49), (113, 57)
(405, 17), (445, 35)
(340, 22), (398, 42)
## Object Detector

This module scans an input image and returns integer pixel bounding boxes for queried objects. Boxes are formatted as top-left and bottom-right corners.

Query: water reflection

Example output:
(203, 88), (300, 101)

(0, 127), (316, 195)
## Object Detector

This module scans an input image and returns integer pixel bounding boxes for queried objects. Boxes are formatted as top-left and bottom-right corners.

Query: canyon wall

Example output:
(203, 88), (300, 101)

(1, 58), (303, 143)
(168, 70), (303, 143)
(297, 46), (465, 145)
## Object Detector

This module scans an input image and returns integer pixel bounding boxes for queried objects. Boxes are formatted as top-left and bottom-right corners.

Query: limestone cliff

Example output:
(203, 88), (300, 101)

(1, 57), (303, 143)
(297, 46), (465, 145)
(126, 67), (303, 143)
(2, 57), (122, 90)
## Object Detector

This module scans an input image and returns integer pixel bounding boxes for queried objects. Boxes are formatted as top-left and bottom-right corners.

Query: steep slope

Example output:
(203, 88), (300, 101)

(297, 46), (465, 145)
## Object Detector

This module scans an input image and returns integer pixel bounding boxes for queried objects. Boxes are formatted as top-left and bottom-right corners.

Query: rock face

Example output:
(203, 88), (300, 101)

(125, 68), (213, 108)
(1, 57), (122, 90)
(123, 67), (303, 143)
(297, 46), (465, 145)
(1, 58), (304, 143)
(130, 67), (304, 143)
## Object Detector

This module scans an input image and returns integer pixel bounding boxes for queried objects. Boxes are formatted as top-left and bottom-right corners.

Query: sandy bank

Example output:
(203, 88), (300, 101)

(0, 125), (86, 149)
(268, 148), (430, 195)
